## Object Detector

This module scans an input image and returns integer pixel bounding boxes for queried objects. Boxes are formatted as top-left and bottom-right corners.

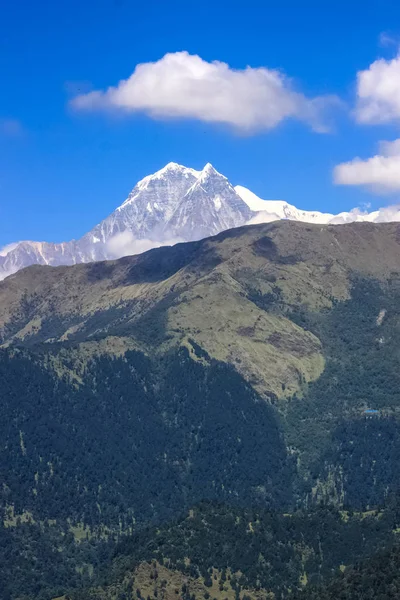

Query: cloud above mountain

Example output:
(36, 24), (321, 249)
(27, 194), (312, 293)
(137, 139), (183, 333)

(355, 50), (400, 124)
(71, 51), (339, 133)
(334, 47), (400, 192)
(334, 139), (400, 192)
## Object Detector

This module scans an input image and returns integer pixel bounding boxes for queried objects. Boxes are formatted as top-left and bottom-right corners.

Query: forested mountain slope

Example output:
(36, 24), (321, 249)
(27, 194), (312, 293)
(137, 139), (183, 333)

(2, 221), (400, 598)
(0, 348), (291, 528)
(3, 220), (400, 516)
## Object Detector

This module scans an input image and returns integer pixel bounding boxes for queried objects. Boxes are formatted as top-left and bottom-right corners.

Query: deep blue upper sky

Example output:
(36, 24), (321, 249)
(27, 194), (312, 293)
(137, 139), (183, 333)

(1, 0), (400, 245)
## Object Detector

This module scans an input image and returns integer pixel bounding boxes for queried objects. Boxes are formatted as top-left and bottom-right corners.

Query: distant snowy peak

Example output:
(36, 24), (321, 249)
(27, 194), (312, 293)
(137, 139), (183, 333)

(235, 186), (335, 224)
(188, 164), (235, 196)
(121, 162), (201, 208)
(167, 163), (251, 239)
(196, 162), (228, 185)
(234, 185), (400, 226)
(234, 186), (278, 213)
(0, 162), (251, 280)
(89, 162), (200, 245)
(3, 161), (400, 281)
(106, 161), (249, 244)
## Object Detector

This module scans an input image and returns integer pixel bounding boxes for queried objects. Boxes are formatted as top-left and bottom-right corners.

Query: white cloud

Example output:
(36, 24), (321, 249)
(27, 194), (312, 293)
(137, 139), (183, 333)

(334, 138), (400, 192)
(372, 205), (400, 222)
(355, 51), (400, 124)
(71, 51), (339, 133)
(106, 230), (184, 259)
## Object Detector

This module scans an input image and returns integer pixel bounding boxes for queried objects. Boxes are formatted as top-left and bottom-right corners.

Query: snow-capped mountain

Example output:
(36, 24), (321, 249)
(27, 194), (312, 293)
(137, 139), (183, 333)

(2, 162), (400, 280)
(0, 162), (252, 279)
(235, 185), (400, 226)
(84, 163), (201, 247)
(235, 186), (335, 224)
(166, 163), (252, 240)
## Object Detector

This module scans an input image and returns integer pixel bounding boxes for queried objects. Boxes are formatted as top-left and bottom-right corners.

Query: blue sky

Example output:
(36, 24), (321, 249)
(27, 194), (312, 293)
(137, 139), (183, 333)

(2, 0), (400, 246)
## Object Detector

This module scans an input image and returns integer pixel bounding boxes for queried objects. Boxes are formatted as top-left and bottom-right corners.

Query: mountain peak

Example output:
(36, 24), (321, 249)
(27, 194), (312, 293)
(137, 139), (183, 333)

(159, 161), (193, 175)
(117, 163), (201, 212)
(154, 161), (201, 178)
(197, 162), (226, 184)
(134, 162), (201, 193)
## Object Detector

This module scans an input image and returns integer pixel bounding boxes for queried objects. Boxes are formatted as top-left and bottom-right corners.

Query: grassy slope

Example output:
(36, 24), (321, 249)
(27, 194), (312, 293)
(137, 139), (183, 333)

(82, 561), (271, 600)
(3, 221), (400, 399)
(2, 222), (400, 598)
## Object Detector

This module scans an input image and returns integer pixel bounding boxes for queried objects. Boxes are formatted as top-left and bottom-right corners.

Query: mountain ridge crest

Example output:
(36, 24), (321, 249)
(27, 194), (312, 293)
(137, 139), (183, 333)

(2, 161), (400, 280)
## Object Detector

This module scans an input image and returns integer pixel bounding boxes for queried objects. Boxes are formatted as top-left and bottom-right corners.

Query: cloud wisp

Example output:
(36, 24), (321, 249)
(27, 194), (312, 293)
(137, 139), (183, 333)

(106, 230), (184, 259)
(334, 139), (400, 192)
(71, 51), (339, 133)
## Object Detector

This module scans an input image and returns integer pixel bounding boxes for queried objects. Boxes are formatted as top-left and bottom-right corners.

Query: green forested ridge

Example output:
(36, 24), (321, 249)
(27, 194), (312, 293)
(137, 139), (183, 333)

(3, 222), (400, 598)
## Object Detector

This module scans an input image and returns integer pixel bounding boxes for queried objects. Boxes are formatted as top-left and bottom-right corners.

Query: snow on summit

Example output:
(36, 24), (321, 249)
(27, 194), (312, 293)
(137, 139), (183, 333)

(2, 161), (400, 280)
